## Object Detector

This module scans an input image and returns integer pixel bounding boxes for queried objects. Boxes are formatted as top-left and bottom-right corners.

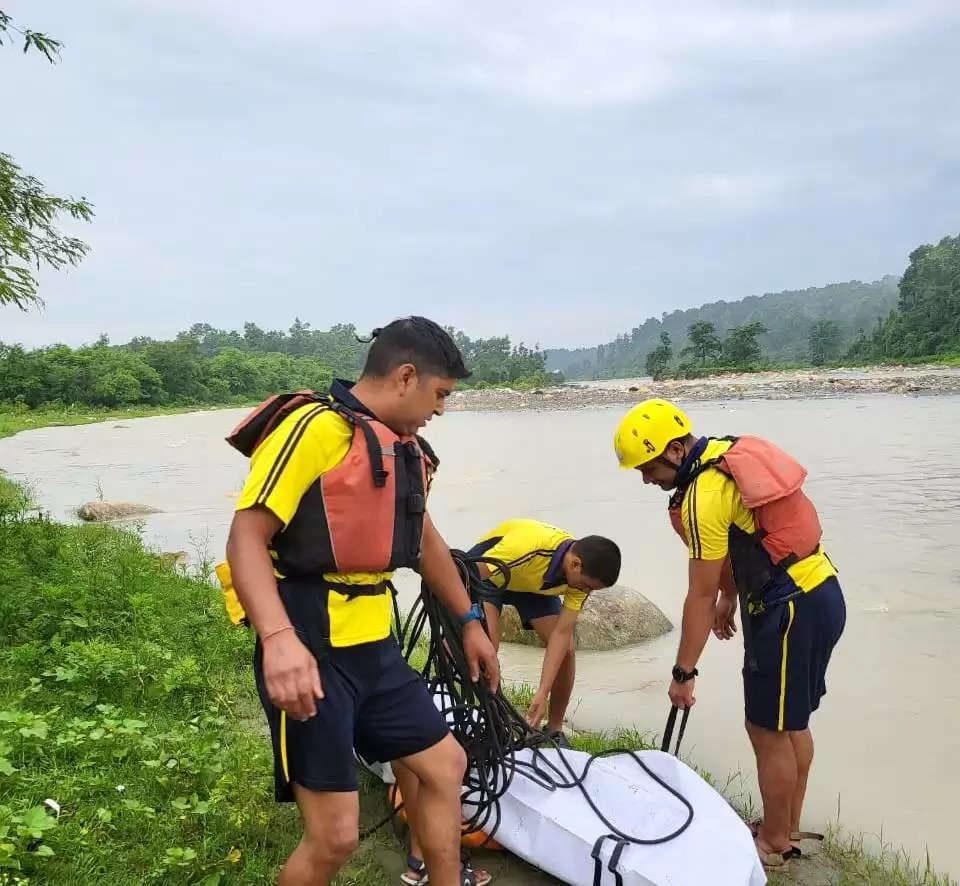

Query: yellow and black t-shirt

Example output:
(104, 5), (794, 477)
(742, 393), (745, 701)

(681, 439), (836, 592)
(469, 519), (588, 612)
(234, 398), (394, 648)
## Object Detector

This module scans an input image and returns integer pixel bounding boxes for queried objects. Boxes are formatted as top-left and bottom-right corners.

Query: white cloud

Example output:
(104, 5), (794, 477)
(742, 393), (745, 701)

(136, 0), (953, 107)
(676, 172), (787, 209)
(3, 0), (958, 349)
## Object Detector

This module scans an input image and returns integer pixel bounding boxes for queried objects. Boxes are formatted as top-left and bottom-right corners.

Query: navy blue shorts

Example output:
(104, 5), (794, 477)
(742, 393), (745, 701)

(744, 576), (846, 732)
(253, 588), (448, 801)
(485, 590), (562, 629)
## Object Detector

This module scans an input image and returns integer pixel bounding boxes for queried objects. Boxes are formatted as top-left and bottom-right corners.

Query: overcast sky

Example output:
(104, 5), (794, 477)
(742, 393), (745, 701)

(2, 0), (958, 350)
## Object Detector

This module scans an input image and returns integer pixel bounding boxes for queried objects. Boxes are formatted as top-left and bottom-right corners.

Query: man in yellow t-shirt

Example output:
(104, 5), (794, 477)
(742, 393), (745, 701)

(614, 400), (845, 870)
(400, 518), (620, 884)
(226, 317), (499, 886)
(469, 519), (621, 737)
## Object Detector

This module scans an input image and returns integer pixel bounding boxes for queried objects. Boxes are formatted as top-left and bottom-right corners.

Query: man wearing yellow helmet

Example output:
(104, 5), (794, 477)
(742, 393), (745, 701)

(614, 400), (845, 869)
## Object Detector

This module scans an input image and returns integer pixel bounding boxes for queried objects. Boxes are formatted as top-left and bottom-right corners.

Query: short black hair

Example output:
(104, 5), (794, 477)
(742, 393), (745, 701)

(572, 536), (621, 587)
(361, 316), (471, 380)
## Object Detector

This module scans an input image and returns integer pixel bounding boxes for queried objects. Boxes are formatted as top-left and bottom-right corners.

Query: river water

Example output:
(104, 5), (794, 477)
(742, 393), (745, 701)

(2, 394), (958, 875)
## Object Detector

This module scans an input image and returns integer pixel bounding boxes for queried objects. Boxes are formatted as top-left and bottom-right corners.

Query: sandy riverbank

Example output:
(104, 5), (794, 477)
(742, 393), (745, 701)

(447, 366), (960, 411)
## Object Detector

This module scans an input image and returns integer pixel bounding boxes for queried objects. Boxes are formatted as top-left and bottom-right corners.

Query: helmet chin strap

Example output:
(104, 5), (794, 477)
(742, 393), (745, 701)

(657, 449), (684, 473)
(634, 449), (683, 474)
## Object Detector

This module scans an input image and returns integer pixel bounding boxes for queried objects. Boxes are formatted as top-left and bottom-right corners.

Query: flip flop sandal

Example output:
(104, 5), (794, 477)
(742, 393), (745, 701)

(461, 858), (491, 886)
(400, 855), (428, 885)
(401, 856), (490, 886)
(546, 730), (571, 749)
(757, 846), (801, 870)
(749, 819), (825, 850)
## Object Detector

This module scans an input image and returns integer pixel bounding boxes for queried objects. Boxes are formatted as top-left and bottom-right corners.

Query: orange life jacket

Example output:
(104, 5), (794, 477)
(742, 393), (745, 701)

(227, 389), (437, 580)
(668, 436), (822, 600)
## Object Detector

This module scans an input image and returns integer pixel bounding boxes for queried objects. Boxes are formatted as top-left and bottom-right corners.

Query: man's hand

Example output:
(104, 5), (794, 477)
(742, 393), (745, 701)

(713, 595), (738, 640)
(668, 677), (696, 709)
(525, 692), (548, 728)
(462, 621), (500, 692)
(262, 630), (324, 721)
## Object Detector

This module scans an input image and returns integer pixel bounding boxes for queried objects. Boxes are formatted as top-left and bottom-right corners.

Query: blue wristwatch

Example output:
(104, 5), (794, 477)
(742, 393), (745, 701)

(457, 603), (483, 626)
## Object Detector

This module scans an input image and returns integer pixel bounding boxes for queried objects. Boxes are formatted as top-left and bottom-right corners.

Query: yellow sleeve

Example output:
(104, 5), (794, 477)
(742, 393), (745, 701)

(235, 406), (352, 527)
(479, 532), (526, 589)
(683, 477), (734, 561)
(562, 589), (588, 612)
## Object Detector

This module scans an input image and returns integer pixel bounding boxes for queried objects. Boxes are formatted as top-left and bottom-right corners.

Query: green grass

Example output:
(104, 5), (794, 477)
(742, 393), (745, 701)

(0, 475), (954, 885)
(0, 477), (391, 885)
(0, 402), (259, 441)
(812, 828), (955, 886)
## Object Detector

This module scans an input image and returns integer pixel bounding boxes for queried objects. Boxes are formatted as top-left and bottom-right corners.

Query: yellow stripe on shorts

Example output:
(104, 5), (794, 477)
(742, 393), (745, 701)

(279, 710), (290, 781)
(777, 600), (796, 731)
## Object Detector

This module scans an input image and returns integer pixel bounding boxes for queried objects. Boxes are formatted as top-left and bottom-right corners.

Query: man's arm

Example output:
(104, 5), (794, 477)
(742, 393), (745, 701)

(713, 556), (738, 640)
(227, 507), (289, 635)
(526, 607), (577, 726)
(676, 557), (725, 671)
(419, 514), (500, 691)
(226, 507), (324, 720)
(668, 556), (725, 709)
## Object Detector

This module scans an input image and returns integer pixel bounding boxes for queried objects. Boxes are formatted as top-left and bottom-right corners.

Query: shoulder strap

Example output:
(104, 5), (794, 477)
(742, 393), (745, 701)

(328, 401), (389, 488)
(677, 435), (741, 490)
(416, 434), (439, 471)
(685, 456), (723, 485)
(226, 390), (327, 457)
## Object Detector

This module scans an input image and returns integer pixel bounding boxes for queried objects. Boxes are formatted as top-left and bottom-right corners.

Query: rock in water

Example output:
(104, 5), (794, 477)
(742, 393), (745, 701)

(500, 585), (672, 650)
(76, 501), (160, 522)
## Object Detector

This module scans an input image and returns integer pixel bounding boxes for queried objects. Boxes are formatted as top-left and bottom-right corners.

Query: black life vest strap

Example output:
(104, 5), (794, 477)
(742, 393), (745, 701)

(279, 576), (393, 597)
(741, 584), (760, 674)
(337, 578), (395, 601)
(416, 434), (439, 471)
(676, 435), (740, 489)
(328, 401), (389, 488)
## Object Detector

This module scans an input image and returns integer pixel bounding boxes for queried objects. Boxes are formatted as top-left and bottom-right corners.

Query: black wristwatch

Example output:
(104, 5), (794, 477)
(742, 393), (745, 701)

(672, 665), (699, 684)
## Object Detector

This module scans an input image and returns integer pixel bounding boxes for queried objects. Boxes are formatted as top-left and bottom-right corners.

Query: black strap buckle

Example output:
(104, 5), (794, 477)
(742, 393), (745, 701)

(341, 579), (393, 602)
(332, 402), (389, 487)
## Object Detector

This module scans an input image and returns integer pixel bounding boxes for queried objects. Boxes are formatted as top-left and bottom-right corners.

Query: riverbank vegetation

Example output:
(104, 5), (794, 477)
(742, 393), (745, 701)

(0, 322), (561, 435)
(0, 475), (953, 885)
(0, 474), (393, 885)
(647, 233), (960, 380)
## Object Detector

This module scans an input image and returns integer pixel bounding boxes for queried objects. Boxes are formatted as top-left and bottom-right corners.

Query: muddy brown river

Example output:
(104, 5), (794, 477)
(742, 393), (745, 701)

(2, 394), (958, 876)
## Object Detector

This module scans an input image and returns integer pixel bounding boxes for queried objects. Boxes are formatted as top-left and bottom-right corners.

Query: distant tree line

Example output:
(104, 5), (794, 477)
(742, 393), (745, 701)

(846, 235), (960, 361)
(643, 320), (774, 380)
(548, 278), (901, 379)
(0, 322), (560, 410)
(641, 234), (959, 379)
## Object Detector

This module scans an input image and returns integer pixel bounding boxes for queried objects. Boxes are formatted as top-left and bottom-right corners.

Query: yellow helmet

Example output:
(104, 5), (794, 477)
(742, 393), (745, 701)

(613, 399), (692, 469)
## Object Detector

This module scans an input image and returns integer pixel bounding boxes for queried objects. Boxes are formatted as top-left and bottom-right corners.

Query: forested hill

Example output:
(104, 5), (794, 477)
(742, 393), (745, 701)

(546, 276), (900, 379)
